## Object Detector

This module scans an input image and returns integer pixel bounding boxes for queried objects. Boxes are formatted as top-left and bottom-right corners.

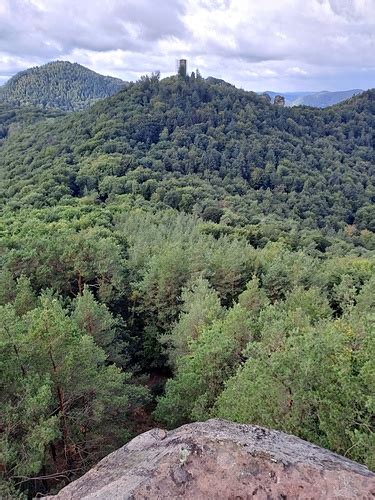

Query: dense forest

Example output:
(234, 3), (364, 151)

(0, 103), (64, 146)
(0, 61), (126, 111)
(0, 72), (374, 498)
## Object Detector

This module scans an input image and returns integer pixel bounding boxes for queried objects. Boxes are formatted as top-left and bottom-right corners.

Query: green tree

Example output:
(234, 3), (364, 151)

(163, 277), (224, 368)
(154, 302), (257, 427)
(72, 287), (116, 349)
(13, 275), (37, 316)
(214, 303), (374, 469)
(0, 295), (148, 496)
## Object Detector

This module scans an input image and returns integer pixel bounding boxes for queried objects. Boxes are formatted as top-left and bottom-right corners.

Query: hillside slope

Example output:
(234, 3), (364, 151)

(0, 102), (64, 145)
(0, 61), (126, 111)
(1, 75), (373, 232)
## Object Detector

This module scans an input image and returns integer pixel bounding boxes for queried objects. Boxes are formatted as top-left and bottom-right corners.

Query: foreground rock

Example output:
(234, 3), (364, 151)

(47, 419), (375, 499)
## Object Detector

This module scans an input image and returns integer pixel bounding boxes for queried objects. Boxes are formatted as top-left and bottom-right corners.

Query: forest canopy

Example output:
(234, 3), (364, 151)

(0, 73), (374, 497)
(0, 61), (126, 111)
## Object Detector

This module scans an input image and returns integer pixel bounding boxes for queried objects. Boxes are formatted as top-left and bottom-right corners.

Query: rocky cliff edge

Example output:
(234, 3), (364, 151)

(46, 419), (375, 499)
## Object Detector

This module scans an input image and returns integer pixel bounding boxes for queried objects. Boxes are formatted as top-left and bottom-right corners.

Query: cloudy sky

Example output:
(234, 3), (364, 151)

(0, 0), (374, 91)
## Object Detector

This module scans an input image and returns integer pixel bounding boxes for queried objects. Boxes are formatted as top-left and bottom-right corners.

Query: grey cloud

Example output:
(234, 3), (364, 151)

(209, 3), (373, 67)
(112, 0), (186, 41)
(0, 1), (54, 57)
(0, 0), (374, 91)
(328, 0), (369, 21)
(0, 0), (187, 58)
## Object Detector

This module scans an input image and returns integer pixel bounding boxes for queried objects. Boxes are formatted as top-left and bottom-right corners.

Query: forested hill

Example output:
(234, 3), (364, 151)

(1, 73), (375, 498)
(0, 61), (126, 111)
(1, 74), (374, 233)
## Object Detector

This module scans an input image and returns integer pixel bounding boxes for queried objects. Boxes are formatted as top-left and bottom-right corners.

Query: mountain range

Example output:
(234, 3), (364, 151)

(0, 61), (366, 112)
(264, 89), (364, 107)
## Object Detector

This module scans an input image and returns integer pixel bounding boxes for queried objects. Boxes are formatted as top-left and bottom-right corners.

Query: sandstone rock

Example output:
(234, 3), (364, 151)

(274, 95), (285, 107)
(260, 93), (272, 104)
(46, 419), (375, 499)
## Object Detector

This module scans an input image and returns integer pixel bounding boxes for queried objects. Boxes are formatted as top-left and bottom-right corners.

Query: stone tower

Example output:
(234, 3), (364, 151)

(178, 59), (187, 78)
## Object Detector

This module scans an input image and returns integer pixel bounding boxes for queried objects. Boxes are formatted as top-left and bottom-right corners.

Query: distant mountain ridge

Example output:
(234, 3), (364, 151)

(263, 89), (364, 108)
(0, 61), (127, 111)
(1, 61), (364, 111)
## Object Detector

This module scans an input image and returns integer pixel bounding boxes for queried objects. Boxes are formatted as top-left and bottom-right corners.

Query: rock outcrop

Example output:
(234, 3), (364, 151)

(47, 419), (375, 499)
(274, 95), (285, 107)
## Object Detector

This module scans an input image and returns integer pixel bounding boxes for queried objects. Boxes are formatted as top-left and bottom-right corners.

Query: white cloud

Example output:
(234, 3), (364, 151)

(287, 67), (308, 76)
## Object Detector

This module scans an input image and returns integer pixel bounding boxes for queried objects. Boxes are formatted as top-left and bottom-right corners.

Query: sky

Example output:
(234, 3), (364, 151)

(0, 0), (374, 91)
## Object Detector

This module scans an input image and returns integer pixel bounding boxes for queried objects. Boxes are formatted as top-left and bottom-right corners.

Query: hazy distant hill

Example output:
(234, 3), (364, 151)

(291, 89), (364, 107)
(264, 91), (314, 105)
(0, 61), (127, 111)
(264, 89), (364, 107)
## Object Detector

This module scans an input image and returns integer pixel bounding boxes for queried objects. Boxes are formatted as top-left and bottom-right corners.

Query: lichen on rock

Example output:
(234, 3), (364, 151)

(45, 419), (375, 499)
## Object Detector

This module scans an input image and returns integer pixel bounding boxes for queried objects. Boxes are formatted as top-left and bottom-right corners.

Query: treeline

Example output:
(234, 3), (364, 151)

(0, 75), (374, 497)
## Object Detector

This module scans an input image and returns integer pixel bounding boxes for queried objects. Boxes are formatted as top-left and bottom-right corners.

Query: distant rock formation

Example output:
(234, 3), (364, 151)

(260, 93), (272, 104)
(46, 419), (374, 499)
(274, 95), (285, 107)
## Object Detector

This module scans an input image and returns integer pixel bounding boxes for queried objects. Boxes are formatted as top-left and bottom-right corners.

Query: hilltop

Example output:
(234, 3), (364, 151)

(0, 61), (126, 111)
